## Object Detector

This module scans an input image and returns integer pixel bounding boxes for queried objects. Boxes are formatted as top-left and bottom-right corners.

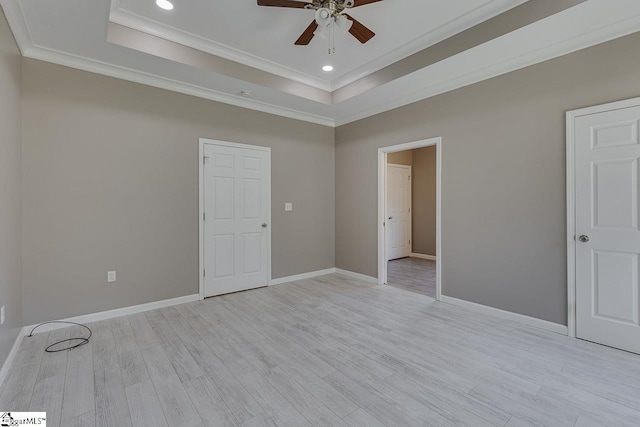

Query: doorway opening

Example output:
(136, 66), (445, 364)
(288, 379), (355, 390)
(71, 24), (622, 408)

(378, 137), (442, 300)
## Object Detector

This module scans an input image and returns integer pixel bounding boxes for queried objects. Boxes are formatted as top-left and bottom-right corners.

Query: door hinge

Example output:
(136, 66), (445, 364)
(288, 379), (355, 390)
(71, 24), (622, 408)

(203, 269), (206, 277)
(203, 212), (206, 221)
(383, 222), (386, 227)
(409, 240), (411, 245)
(203, 156), (210, 165)
(408, 175), (411, 181)
(408, 208), (411, 213)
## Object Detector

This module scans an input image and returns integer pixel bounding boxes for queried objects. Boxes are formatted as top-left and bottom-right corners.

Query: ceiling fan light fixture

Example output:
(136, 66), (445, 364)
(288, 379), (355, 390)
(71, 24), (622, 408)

(315, 8), (332, 26)
(155, 0), (174, 11)
(335, 15), (353, 34)
(322, 65), (334, 72)
(313, 24), (328, 39)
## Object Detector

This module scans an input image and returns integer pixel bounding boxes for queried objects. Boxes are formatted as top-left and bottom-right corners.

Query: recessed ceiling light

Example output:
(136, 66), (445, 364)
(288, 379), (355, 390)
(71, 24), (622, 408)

(322, 65), (334, 72)
(156, 0), (174, 11)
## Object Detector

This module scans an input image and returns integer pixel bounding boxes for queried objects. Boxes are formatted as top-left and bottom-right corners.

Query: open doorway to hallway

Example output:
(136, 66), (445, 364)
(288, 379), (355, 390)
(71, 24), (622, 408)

(385, 147), (437, 297)
(378, 138), (441, 300)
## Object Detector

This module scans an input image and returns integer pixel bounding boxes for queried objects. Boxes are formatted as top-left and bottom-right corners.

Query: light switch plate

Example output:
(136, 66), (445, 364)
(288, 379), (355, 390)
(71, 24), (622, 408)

(107, 271), (116, 283)
(285, 203), (293, 211)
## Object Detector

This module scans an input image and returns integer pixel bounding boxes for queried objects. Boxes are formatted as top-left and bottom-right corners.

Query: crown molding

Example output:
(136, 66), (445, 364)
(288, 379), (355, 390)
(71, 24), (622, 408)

(329, 0), (529, 91)
(334, 10), (640, 126)
(2, 0), (335, 126)
(0, 0), (34, 53)
(109, 0), (333, 92)
(23, 44), (335, 127)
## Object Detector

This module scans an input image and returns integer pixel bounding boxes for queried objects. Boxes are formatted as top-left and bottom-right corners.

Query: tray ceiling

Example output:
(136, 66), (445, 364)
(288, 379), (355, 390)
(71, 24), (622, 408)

(3, 0), (640, 126)
(111, 0), (526, 90)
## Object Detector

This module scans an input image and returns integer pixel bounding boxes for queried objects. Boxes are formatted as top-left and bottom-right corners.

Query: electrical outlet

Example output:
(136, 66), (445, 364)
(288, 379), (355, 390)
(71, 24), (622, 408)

(285, 202), (293, 212)
(107, 271), (116, 283)
(1, 306), (5, 325)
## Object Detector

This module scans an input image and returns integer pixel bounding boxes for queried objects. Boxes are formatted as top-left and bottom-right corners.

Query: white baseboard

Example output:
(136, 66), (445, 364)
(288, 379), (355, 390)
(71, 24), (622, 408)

(270, 268), (337, 286)
(335, 268), (378, 284)
(440, 295), (568, 335)
(410, 253), (437, 261)
(22, 294), (201, 336)
(0, 328), (26, 392)
(0, 293), (200, 392)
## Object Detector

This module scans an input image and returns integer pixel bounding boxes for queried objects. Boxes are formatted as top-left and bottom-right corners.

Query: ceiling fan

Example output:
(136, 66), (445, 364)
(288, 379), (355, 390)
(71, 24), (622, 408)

(257, 0), (381, 46)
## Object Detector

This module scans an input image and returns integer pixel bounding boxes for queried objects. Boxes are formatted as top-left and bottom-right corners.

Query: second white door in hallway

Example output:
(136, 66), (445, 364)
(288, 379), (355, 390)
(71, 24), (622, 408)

(386, 163), (411, 261)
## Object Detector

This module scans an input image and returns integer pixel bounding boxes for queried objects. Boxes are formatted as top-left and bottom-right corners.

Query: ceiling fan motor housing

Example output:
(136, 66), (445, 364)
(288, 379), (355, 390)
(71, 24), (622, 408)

(258, 0), (379, 46)
(309, 0), (353, 14)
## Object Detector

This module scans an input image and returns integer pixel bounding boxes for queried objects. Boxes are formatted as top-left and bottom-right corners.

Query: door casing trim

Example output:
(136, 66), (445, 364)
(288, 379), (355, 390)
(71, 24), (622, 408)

(199, 138), (272, 300)
(566, 96), (640, 337)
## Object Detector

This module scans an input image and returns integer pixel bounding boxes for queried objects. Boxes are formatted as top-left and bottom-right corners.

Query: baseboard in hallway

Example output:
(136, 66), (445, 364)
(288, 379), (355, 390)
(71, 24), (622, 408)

(334, 268), (378, 283)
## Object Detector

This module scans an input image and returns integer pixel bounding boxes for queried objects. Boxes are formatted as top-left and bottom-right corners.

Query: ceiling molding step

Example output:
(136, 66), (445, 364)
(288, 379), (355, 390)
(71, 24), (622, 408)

(329, 0), (530, 91)
(106, 22), (332, 105)
(23, 45), (336, 127)
(109, 0), (333, 92)
(0, 0), (34, 54)
(334, 12), (640, 126)
(332, 0), (587, 104)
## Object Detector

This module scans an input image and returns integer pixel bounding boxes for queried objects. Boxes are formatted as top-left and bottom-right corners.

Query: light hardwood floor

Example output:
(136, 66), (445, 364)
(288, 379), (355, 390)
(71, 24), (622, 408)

(2, 273), (640, 426)
(387, 257), (436, 297)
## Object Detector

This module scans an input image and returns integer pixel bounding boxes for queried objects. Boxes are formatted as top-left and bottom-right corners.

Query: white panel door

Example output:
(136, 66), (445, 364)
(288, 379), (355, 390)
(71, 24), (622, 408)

(204, 143), (270, 297)
(575, 106), (640, 353)
(387, 164), (411, 261)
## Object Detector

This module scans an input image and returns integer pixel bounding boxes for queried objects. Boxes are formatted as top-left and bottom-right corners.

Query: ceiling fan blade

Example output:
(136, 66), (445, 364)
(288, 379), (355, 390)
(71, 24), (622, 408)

(352, 0), (383, 7)
(295, 20), (318, 45)
(257, 0), (312, 8)
(344, 14), (375, 44)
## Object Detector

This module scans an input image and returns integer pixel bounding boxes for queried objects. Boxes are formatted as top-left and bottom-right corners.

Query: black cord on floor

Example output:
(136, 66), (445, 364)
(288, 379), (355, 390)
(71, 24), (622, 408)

(28, 321), (92, 352)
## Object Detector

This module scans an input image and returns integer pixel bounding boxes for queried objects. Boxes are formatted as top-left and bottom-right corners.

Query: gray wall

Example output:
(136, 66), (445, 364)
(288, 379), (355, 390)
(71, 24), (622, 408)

(335, 32), (640, 325)
(0, 10), (23, 365)
(21, 59), (335, 325)
(412, 146), (436, 256)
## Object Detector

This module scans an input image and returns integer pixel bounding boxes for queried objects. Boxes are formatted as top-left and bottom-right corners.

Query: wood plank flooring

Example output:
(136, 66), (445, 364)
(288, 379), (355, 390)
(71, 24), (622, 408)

(387, 257), (436, 297)
(2, 273), (640, 426)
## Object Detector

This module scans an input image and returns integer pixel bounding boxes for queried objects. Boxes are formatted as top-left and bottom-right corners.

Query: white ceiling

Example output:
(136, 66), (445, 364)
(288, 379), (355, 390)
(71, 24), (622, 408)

(111, 0), (525, 90)
(3, 0), (640, 126)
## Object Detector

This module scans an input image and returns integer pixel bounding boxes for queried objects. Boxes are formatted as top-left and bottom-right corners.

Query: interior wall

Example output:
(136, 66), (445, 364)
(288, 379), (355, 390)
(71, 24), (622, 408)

(387, 150), (413, 166)
(21, 59), (335, 325)
(335, 32), (640, 325)
(412, 146), (437, 256)
(0, 9), (23, 364)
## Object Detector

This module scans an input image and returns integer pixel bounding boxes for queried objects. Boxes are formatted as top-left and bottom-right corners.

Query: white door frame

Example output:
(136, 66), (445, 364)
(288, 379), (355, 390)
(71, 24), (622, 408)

(198, 138), (272, 300)
(378, 137), (442, 300)
(386, 163), (413, 260)
(566, 96), (640, 337)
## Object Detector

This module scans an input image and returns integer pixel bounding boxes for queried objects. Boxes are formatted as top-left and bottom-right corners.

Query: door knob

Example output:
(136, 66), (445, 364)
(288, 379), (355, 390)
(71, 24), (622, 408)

(579, 235), (589, 243)
(262, 223), (268, 228)
(388, 216), (393, 220)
